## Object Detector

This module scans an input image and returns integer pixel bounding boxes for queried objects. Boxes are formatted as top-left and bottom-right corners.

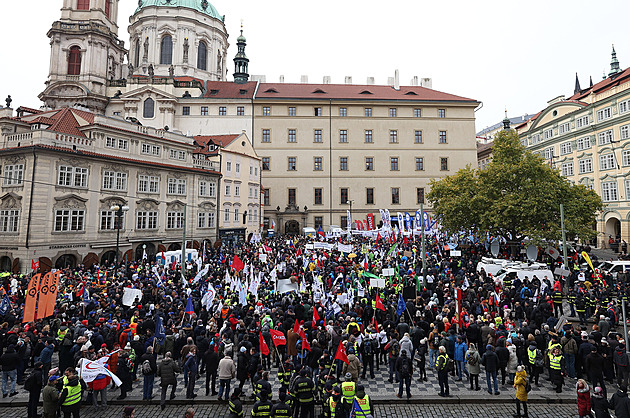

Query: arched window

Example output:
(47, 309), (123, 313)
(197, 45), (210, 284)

(134, 39), (140, 67)
(67, 46), (82, 75)
(104, 0), (111, 19)
(143, 98), (155, 119)
(197, 41), (207, 71)
(160, 35), (173, 65)
(77, 0), (89, 10)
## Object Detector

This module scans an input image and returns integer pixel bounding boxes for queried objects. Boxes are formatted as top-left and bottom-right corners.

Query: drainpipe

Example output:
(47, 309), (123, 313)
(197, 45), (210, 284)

(329, 99), (333, 227)
(25, 148), (37, 249)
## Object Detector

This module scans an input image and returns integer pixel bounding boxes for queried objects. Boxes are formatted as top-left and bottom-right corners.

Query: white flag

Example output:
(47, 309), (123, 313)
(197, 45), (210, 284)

(191, 265), (209, 285)
(77, 358), (122, 387)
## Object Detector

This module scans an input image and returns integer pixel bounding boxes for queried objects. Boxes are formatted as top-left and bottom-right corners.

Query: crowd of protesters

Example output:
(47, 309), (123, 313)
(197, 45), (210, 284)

(1, 233), (630, 417)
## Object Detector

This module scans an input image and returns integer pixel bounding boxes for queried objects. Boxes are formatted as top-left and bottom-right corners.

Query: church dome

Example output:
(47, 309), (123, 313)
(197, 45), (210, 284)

(135, 0), (223, 21)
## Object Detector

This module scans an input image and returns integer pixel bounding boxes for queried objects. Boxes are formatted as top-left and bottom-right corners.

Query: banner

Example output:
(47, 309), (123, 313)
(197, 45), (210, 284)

(270, 329), (286, 346)
(414, 210), (422, 230)
(347, 209), (352, 230)
(41, 271), (61, 318)
(36, 272), (52, 319)
(122, 288), (143, 306)
(385, 209), (391, 228)
(22, 273), (41, 323)
(367, 213), (375, 230)
(77, 357), (122, 387)
(423, 211), (431, 231)
(582, 251), (595, 271)
(397, 212), (404, 233)
(404, 212), (412, 233)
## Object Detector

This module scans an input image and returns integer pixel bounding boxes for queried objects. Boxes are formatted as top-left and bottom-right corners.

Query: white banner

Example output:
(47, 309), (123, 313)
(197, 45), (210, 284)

(370, 278), (386, 288)
(77, 358), (122, 387)
(337, 244), (352, 253)
(122, 288), (143, 307)
(382, 268), (395, 277)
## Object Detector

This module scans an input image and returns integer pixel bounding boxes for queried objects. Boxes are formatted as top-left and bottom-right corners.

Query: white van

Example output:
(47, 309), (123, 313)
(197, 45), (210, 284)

(328, 225), (345, 238)
(476, 257), (547, 277)
(495, 267), (555, 284)
(597, 261), (630, 278)
(302, 227), (316, 237)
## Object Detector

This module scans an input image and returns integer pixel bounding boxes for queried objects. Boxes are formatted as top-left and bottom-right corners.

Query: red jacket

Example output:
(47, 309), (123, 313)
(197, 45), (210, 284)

(577, 386), (591, 416)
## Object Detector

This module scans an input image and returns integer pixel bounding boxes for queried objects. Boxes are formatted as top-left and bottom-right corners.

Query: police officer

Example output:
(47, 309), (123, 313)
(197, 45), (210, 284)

(548, 347), (565, 393)
(229, 388), (244, 418)
(59, 371), (86, 418)
(340, 372), (355, 418)
(252, 390), (273, 418)
(292, 369), (315, 418)
(272, 391), (292, 418)
(324, 386), (342, 418)
(353, 385), (373, 418)
(552, 288), (563, 316)
(255, 371), (273, 401)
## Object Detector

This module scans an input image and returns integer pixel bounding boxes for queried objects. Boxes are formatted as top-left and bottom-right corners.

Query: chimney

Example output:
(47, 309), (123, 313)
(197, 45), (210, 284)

(301, 75), (308, 83)
(387, 77), (394, 86)
(394, 69), (400, 90)
(410, 76), (419, 86)
(344, 76), (352, 84)
(251, 75), (266, 82)
(421, 78), (432, 89)
(279, 75), (284, 83)
(323, 76), (331, 84)
(366, 77), (374, 85)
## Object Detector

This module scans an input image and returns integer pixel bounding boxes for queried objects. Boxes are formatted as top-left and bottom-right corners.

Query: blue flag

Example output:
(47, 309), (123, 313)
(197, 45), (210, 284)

(0, 294), (10, 316)
(185, 296), (194, 315)
(396, 293), (406, 316)
(351, 398), (366, 418)
(82, 286), (90, 307)
(155, 315), (165, 344)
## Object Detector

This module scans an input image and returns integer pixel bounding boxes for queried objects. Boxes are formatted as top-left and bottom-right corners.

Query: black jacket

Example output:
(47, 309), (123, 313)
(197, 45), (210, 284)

(609, 391), (630, 418)
(24, 368), (43, 393)
(0, 348), (19, 371)
(481, 350), (499, 372)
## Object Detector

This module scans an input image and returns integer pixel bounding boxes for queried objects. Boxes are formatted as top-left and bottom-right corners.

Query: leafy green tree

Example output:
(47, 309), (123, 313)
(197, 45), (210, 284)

(427, 129), (603, 243)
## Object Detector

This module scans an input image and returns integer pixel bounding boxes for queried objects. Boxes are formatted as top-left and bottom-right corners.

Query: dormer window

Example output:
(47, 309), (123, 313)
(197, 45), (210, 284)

(210, 89), (219, 95)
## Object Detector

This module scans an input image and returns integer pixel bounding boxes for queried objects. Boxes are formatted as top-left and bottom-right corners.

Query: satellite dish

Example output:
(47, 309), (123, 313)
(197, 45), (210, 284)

(490, 239), (500, 257)
(526, 245), (538, 261)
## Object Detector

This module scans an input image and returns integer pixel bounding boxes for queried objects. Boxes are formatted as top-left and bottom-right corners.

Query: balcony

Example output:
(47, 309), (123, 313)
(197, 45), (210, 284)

(192, 155), (220, 171)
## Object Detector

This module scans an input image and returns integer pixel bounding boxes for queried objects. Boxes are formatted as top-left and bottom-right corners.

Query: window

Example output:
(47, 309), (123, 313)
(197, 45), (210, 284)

(440, 157), (449, 171)
(314, 129), (322, 143)
(141, 97), (155, 118)
(600, 154), (615, 170)
(314, 107), (322, 116)
(438, 109), (446, 118)
(340, 188), (348, 205)
(390, 157), (399, 171)
(560, 142), (573, 155)
(218, 106), (227, 116)
(234, 185), (240, 196)
(166, 211), (184, 229)
(58, 166), (88, 188)
(339, 130), (348, 143)
(262, 129), (271, 143)
(598, 130), (614, 145)
(620, 100), (630, 114)
(389, 108), (397, 117)
(576, 115), (589, 128)
(623, 150), (630, 167)
(169, 149), (186, 160)
(314, 188), (322, 205)
(414, 108), (422, 118)
(104, 0), (111, 18)
(201, 106), (208, 116)
(77, 0), (89, 10)
(288, 188), (296, 205)
(3, 164), (24, 186)
(314, 216), (323, 229)
(198, 212), (215, 229)
(577, 136), (592, 150)
(340, 157), (348, 171)
(314, 157), (323, 171)
(561, 162), (574, 176)
(100, 210), (120, 231)
(288, 107), (296, 116)
(225, 185), (230, 196)
(262, 157), (270, 171)
(0, 209), (19, 232)
(365, 157), (374, 171)
(543, 129), (553, 140)
(136, 211), (158, 230)
(235, 163), (240, 173)
(621, 124), (630, 140)
(54, 209), (85, 232)
(578, 158), (593, 174)
(67, 46), (82, 75)
(416, 187), (425, 204)
(364, 108), (372, 117)
(439, 131), (447, 144)
(197, 41), (207, 70)
(389, 130), (398, 144)
(102, 171), (127, 191)
(415, 157), (424, 171)
(544, 147), (555, 160)
(391, 187), (400, 204)
(287, 129), (296, 143)
(160, 35), (172, 65)
(262, 106), (271, 116)
(602, 181), (618, 202)
(141, 143), (161, 156)
(236, 106), (245, 116)
(414, 130), (423, 144)
(341, 216), (348, 229)
(182, 106), (190, 116)
(224, 209), (230, 223)
(364, 130), (373, 143)
(531, 134), (541, 145)
(167, 178), (187, 195)
(137, 175), (159, 193)
(263, 189), (270, 206)
(626, 180), (630, 201)
(106, 137), (128, 150)
(226, 162), (232, 172)
(559, 123), (570, 134)
(339, 107), (347, 117)
(366, 188), (374, 205)
(597, 107), (612, 122)
(133, 39), (140, 67)
(288, 157), (296, 171)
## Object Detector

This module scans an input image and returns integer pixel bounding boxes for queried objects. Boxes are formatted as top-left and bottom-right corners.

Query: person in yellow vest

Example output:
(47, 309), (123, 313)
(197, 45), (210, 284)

(548, 347), (565, 394)
(353, 385), (373, 418)
(59, 370), (86, 418)
(340, 372), (356, 418)
(325, 386), (342, 418)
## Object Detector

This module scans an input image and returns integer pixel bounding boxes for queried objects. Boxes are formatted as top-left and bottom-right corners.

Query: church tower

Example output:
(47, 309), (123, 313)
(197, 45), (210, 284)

(233, 29), (249, 84)
(39, 0), (127, 113)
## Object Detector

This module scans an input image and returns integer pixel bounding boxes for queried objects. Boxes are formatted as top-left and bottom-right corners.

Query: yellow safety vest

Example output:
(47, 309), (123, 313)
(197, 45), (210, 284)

(436, 354), (448, 370)
(341, 381), (355, 403)
(354, 395), (371, 417)
(528, 349), (537, 365)
(549, 354), (562, 371)
(327, 397), (338, 415)
(62, 384), (82, 406)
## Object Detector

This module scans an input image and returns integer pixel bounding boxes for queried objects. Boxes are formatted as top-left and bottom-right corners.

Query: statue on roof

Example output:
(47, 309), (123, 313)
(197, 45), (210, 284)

(148, 64), (154, 78)
(183, 38), (189, 63)
(5, 95), (12, 108)
(169, 65), (174, 77)
(143, 37), (149, 62)
(128, 63), (134, 76)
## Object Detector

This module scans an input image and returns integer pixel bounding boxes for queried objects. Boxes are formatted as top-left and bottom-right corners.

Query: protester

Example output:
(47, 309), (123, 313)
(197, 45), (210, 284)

(218, 353), (235, 401)
(157, 352), (180, 411)
(577, 379), (593, 418)
(481, 344), (500, 395)
(24, 361), (44, 418)
(42, 375), (59, 418)
(513, 365), (528, 418)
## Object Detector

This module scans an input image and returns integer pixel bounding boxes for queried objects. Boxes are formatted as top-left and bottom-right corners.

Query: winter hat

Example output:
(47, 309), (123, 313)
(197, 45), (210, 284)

(486, 344), (493, 351)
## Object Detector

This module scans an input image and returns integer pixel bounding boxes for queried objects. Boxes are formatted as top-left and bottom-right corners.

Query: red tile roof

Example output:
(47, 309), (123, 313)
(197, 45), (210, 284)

(203, 81), (257, 98)
(18, 108), (94, 138)
(569, 67), (630, 100)
(255, 83), (477, 102)
(195, 134), (240, 148)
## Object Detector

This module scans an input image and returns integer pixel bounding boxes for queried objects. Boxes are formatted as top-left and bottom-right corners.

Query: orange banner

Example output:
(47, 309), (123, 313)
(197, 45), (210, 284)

(43, 271), (61, 318)
(36, 272), (52, 319)
(22, 273), (41, 323)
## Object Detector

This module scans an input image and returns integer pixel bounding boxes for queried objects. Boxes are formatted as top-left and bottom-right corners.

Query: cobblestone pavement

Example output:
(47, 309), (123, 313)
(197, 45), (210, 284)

(0, 402), (584, 418)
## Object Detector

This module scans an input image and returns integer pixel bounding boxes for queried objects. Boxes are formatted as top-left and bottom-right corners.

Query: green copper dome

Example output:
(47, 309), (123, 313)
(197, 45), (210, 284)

(135, 0), (224, 21)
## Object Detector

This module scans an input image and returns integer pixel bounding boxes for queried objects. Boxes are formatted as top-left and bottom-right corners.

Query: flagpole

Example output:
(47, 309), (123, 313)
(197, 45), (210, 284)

(181, 203), (187, 280)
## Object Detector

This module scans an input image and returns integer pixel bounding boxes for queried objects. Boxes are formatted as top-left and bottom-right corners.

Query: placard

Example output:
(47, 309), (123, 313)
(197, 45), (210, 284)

(382, 268), (395, 277)
(306, 244), (314, 250)
(259, 253), (267, 263)
(450, 250), (462, 257)
(122, 288), (143, 306)
(554, 267), (570, 277)
(369, 278), (386, 288)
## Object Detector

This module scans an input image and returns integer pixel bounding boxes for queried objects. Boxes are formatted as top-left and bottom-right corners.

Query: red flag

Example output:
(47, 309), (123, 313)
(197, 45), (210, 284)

(171, 258), (177, 270)
(376, 232), (382, 242)
(270, 329), (286, 346)
(293, 319), (300, 334)
(312, 307), (320, 328)
(373, 315), (379, 332)
(299, 329), (310, 351)
(231, 255), (245, 272)
(334, 340), (349, 364)
(23, 274), (42, 323)
(403, 236), (409, 245)
(31, 259), (39, 271)
(375, 293), (385, 311)
(263, 244), (272, 253)
(259, 332), (270, 355)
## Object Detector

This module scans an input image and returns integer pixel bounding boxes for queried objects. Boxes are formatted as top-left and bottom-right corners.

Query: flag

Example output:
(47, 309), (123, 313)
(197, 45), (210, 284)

(82, 285), (90, 307)
(31, 259), (39, 271)
(78, 358), (122, 387)
(293, 319), (300, 334)
(373, 315), (379, 332)
(351, 398), (365, 418)
(263, 244), (272, 253)
(0, 294), (10, 316)
(396, 293), (406, 316)
(375, 293), (385, 311)
(334, 340), (349, 364)
(259, 332), (270, 356)
(155, 315), (165, 344)
(185, 296), (194, 315)
(312, 307), (320, 328)
(363, 254), (369, 271)
(317, 226), (325, 237)
(270, 329), (287, 346)
(142, 248), (148, 260)
(36, 272), (52, 318)
(171, 258), (177, 271)
(191, 264), (209, 285)
(376, 232), (382, 242)
(299, 328), (310, 351)
(231, 255), (245, 272)
(582, 251), (595, 271)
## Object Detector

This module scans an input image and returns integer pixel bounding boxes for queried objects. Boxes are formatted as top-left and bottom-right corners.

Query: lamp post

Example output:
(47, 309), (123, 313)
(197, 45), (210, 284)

(110, 204), (129, 266)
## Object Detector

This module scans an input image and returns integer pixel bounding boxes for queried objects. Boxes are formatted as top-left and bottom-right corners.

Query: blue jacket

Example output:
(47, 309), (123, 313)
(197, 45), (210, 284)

(454, 341), (468, 362)
(40, 345), (54, 364)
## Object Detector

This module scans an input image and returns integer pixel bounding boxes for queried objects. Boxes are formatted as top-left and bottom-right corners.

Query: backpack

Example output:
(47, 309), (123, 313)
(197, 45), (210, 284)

(363, 339), (372, 355)
(433, 335), (440, 348)
(390, 342), (400, 357)
(401, 358), (410, 377)
(446, 358), (455, 373)
(142, 359), (152, 375)
(466, 351), (478, 366)
(525, 381), (532, 393)
(534, 350), (544, 368)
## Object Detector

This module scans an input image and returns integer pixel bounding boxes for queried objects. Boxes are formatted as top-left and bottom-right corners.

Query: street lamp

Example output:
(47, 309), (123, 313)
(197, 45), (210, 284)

(110, 204), (129, 265)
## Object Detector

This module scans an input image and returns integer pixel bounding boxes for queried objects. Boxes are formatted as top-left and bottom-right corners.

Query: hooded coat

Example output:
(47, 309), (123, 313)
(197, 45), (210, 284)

(577, 382), (591, 416)
(514, 369), (528, 402)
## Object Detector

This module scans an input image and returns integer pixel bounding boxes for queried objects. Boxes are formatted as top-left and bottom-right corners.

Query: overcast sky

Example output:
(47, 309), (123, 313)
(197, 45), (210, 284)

(1, 0), (628, 131)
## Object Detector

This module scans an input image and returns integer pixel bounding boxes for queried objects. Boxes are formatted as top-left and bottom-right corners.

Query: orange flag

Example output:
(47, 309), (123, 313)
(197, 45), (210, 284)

(22, 274), (41, 323)
(42, 271), (61, 318)
(36, 272), (52, 319)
